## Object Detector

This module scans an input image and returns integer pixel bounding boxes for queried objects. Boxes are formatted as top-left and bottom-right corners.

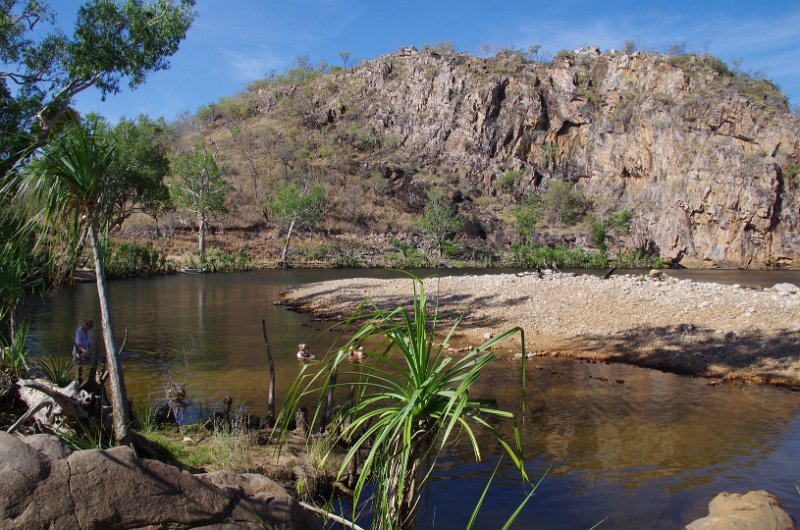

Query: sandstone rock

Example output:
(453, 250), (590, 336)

(0, 432), (321, 530)
(685, 490), (796, 530)
(266, 49), (800, 267)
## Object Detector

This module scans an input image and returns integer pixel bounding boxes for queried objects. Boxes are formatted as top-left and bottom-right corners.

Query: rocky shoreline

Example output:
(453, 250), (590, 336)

(282, 271), (800, 388)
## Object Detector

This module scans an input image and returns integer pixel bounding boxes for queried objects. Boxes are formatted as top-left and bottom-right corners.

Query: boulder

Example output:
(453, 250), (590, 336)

(0, 432), (321, 530)
(685, 490), (796, 530)
(772, 283), (799, 294)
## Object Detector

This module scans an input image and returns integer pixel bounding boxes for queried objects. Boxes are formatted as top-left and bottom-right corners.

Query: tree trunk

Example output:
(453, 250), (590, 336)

(280, 217), (296, 268)
(198, 213), (206, 263)
(89, 224), (130, 444)
(383, 439), (430, 530)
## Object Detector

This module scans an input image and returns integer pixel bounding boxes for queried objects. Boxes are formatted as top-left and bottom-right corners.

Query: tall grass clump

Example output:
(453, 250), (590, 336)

(275, 274), (530, 529)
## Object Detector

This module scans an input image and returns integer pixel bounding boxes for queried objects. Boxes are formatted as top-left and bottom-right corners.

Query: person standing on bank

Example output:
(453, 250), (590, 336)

(73, 320), (94, 382)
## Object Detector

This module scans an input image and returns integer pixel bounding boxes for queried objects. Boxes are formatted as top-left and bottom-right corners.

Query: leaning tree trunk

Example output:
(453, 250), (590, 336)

(279, 217), (297, 268)
(89, 223), (130, 444)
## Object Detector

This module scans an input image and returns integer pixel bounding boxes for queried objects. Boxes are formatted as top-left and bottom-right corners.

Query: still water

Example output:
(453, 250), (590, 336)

(23, 268), (800, 529)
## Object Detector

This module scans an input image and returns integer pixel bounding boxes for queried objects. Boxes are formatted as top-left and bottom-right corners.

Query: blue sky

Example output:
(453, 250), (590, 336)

(52, 0), (800, 122)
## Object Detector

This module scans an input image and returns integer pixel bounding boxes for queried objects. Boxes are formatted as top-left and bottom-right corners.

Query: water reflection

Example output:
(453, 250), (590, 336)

(22, 268), (800, 529)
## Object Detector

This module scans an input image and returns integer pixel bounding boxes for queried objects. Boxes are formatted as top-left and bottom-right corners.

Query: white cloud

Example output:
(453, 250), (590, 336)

(220, 50), (286, 82)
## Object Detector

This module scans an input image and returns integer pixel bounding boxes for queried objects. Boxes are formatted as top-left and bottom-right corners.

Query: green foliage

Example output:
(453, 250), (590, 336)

(133, 400), (159, 433)
(384, 132), (403, 149)
(61, 418), (108, 450)
(613, 249), (664, 268)
(1, 323), (31, 374)
(275, 275), (528, 529)
(93, 114), (173, 222)
(417, 189), (464, 257)
(591, 209), (634, 251)
(591, 222), (608, 252)
(105, 241), (172, 279)
(337, 124), (381, 151)
(170, 147), (231, 257)
(0, 0), (195, 175)
(606, 209), (634, 231)
(509, 243), (608, 268)
(266, 181), (327, 230)
(541, 181), (590, 225)
(0, 229), (44, 340)
(388, 238), (430, 268)
(512, 194), (543, 243)
(187, 248), (251, 273)
(497, 169), (523, 192)
(317, 144), (337, 158)
(34, 354), (76, 387)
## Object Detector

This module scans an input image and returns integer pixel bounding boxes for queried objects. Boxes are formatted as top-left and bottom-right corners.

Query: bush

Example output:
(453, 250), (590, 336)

(105, 242), (173, 279)
(196, 248), (252, 273)
(613, 249), (664, 268)
(541, 181), (591, 225)
(509, 243), (608, 268)
(497, 169), (523, 192)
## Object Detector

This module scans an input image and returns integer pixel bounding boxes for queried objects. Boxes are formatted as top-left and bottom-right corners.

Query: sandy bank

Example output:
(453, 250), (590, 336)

(282, 272), (800, 388)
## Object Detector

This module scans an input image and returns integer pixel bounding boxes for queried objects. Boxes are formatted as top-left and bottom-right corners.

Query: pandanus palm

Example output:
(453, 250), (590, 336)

(278, 276), (528, 529)
(19, 124), (130, 443)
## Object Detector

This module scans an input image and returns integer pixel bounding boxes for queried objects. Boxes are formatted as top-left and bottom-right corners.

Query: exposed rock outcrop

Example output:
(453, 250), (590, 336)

(0, 431), (320, 530)
(232, 47), (800, 268)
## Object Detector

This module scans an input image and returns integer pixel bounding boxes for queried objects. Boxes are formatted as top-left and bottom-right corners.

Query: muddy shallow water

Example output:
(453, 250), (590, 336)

(23, 268), (800, 529)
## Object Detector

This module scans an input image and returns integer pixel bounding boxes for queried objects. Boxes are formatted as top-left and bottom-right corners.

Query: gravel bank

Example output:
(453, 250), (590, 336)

(282, 272), (800, 388)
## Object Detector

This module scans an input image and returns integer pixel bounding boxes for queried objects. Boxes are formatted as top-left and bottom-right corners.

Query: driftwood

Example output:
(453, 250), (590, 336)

(298, 500), (365, 530)
(8, 379), (97, 434)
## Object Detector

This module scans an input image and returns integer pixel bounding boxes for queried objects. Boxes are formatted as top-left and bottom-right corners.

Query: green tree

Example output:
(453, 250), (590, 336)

(265, 180), (326, 267)
(94, 114), (173, 228)
(170, 148), (230, 263)
(541, 180), (590, 225)
(513, 194), (542, 243)
(0, 0), (196, 174)
(16, 124), (156, 443)
(417, 189), (464, 258)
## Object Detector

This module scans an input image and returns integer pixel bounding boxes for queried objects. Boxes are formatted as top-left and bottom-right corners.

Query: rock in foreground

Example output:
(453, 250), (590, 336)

(0, 431), (320, 530)
(686, 490), (796, 530)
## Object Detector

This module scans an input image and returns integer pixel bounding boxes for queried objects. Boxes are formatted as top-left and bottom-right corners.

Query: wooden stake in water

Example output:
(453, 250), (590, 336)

(261, 319), (276, 421)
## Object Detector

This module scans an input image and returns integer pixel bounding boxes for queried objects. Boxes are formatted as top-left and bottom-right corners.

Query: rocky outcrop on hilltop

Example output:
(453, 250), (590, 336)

(205, 47), (800, 268)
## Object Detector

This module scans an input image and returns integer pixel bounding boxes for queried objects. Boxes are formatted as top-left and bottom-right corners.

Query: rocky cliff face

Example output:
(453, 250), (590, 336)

(235, 47), (800, 267)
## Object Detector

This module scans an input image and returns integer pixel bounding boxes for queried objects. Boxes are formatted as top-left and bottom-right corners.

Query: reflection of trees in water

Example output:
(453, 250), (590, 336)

(443, 358), (799, 491)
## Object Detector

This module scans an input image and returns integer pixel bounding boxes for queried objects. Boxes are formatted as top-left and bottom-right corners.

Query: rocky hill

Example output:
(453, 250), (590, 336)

(169, 46), (800, 268)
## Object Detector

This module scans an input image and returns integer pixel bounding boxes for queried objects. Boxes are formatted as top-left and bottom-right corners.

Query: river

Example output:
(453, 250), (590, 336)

(22, 268), (800, 529)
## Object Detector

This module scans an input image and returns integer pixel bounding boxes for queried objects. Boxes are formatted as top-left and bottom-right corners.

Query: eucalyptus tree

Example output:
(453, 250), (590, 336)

(170, 148), (230, 263)
(264, 180), (326, 267)
(0, 0), (196, 177)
